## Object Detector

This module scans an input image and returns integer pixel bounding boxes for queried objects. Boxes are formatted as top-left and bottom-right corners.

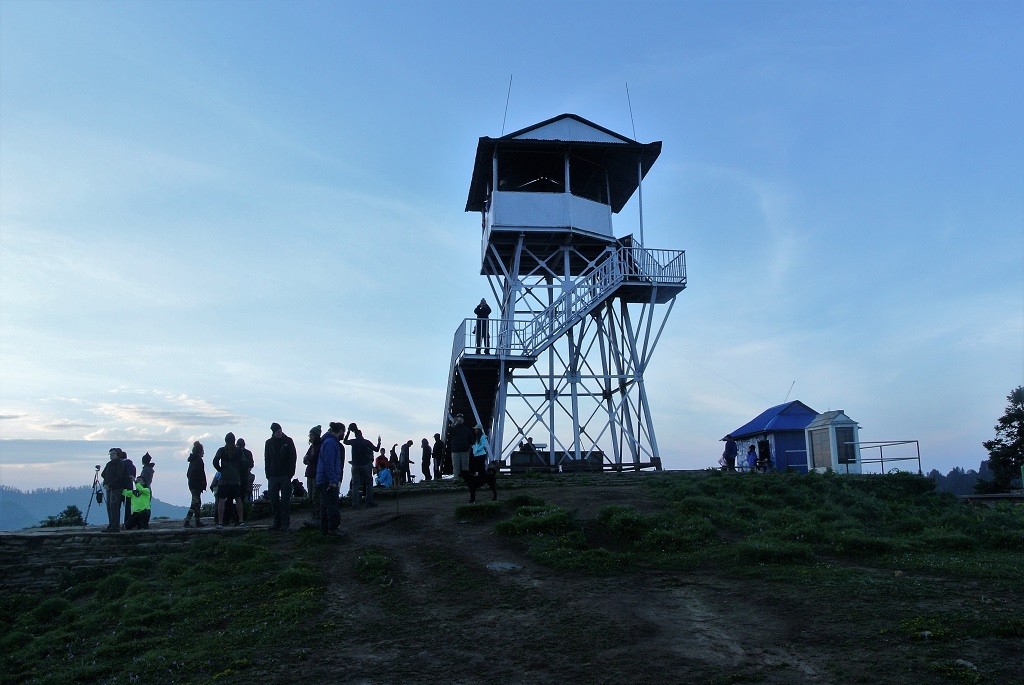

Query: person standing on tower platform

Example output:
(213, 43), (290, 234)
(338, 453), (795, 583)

(474, 298), (492, 353)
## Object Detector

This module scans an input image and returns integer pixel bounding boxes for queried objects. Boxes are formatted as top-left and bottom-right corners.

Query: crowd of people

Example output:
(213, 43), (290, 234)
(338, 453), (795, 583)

(98, 448), (157, 532)
(98, 415), (500, 535)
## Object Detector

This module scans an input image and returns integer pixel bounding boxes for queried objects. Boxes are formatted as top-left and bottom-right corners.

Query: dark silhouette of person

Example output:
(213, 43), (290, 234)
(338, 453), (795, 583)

(722, 434), (738, 472)
(431, 433), (445, 480)
(420, 438), (432, 482)
(474, 298), (492, 353)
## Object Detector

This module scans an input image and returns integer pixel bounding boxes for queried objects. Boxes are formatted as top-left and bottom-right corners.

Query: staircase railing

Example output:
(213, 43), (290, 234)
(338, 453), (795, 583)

(519, 246), (686, 355)
(443, 245), (685, 427)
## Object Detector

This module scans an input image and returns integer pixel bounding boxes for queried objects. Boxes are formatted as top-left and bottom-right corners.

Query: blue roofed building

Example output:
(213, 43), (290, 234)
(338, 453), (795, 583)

(724, 400), (818, 472)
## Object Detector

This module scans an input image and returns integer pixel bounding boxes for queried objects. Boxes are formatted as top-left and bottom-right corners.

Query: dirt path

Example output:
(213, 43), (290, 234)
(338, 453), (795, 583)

(253, 484), (839, 685)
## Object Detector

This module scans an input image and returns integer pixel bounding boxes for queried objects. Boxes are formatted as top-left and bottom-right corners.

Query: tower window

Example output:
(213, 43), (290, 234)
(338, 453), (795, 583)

(496, 150), (564, 193)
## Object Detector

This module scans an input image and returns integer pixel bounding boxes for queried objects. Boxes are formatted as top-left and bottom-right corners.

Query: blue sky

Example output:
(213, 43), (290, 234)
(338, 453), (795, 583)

(1, 0), (1021, 507)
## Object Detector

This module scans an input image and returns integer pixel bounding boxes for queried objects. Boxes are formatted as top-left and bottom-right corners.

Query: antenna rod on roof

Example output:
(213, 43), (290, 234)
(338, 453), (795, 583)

(626, 82), (637, 138)
(626, 82), (644, 246)
(501, 74), (513, 136)
(784, 381), (796, 403)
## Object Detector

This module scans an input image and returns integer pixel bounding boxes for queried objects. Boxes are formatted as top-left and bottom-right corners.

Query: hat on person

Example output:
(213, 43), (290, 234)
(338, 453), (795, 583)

(237, 438), (246, 447)
(309, 425), (322, 436)
(142, 453), (152, 465)
(270, 422), (282, 432)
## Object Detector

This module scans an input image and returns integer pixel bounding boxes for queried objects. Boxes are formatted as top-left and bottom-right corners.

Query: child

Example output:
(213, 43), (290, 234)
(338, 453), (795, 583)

(122, 477), (152, 530)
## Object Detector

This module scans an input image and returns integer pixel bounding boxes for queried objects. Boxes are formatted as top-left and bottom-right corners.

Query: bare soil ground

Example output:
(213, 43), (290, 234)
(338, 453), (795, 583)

(249, 483), (870, 685)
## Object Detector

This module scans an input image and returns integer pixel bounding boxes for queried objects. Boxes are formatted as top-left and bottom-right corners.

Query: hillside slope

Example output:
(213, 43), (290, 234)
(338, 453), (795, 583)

(1, 472), (1021, 685)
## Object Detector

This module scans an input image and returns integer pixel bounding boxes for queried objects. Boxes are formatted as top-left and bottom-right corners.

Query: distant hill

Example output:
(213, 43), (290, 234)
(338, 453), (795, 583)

(0, 485), (188, 531)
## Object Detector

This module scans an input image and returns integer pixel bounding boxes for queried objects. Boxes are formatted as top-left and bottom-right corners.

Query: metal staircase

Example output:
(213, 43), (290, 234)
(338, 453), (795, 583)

(443, 244), (686, 434)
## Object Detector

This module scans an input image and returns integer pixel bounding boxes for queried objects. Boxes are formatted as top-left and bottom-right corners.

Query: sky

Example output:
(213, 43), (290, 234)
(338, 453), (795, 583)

(1, 0), (1022, 508)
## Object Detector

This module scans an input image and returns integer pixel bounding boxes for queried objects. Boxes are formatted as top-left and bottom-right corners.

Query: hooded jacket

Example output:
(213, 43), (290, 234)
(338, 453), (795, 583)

(187, 452), (208, 492)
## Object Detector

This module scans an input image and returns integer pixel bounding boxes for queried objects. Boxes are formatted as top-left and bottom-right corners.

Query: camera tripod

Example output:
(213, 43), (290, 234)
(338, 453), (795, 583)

(83, 464), (102, 525)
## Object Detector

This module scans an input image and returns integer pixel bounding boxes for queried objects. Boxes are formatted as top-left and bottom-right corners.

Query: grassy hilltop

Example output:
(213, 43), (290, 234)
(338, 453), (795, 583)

(1, 470), (1022, 685)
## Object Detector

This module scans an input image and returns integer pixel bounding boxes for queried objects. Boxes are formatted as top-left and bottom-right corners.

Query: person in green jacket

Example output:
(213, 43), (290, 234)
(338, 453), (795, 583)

(122, 477), (153, 530)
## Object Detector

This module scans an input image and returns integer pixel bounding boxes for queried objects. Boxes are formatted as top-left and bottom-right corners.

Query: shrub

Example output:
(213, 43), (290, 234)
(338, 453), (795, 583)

(454, 501), (502, 521)
(95, 573), (132, 601)
(828, 532), (900, 556)
(639, 520), (718, 553)
(919, 530), (977, 551)
(495, 505), (573, 536)
(600, 508), (662, 542)
(277, 563), (322, 590)
(735, 539), (814, 564)
(506, 494), (546, 509)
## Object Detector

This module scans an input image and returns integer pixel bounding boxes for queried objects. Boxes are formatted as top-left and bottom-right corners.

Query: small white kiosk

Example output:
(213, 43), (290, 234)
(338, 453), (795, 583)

(805, 410), (862, 474)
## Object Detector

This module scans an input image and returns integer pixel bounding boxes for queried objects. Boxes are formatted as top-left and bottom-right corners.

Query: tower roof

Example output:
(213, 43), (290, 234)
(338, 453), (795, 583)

(466, 113), (662, 214)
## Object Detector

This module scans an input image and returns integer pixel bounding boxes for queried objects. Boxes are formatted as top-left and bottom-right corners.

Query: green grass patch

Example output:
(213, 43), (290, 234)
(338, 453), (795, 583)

(494, 505), (574, 536)
(355, 548), (399, 586)
(454, 501), (503, 521)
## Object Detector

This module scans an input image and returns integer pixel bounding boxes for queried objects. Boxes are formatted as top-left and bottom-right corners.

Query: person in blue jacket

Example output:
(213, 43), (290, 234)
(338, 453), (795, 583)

(316, 422), (345, 536)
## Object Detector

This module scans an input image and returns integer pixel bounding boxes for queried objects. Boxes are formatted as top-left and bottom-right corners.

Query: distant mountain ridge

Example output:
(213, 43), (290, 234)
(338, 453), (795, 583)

(0, 485), (188, 531)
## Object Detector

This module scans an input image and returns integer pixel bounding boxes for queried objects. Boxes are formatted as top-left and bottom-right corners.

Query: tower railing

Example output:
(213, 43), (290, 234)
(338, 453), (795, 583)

(448, 245), (686, 363)
(444, 245), (686, 429)
(519, 245), (686, 355)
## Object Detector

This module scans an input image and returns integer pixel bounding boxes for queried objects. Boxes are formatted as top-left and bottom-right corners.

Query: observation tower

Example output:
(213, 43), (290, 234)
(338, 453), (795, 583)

(442, 114), (687, 471)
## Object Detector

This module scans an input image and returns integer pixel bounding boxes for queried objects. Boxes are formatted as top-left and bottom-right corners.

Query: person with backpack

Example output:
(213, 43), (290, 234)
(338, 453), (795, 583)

(213, 432), (245, 529)
(236, 438), (255, 503)
(100, 448), (131, 532)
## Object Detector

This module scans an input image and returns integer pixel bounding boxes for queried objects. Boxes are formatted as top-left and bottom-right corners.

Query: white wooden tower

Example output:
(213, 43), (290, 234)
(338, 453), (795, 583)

(442, 114), (687, 471)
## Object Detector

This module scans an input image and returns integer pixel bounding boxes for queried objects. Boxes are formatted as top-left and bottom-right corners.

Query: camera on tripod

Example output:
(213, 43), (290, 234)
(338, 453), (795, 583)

(93, 465), (103, 504)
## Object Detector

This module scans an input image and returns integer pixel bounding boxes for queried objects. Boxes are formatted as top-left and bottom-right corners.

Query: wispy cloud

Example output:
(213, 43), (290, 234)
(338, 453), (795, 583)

(93, 392), (242, 427)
